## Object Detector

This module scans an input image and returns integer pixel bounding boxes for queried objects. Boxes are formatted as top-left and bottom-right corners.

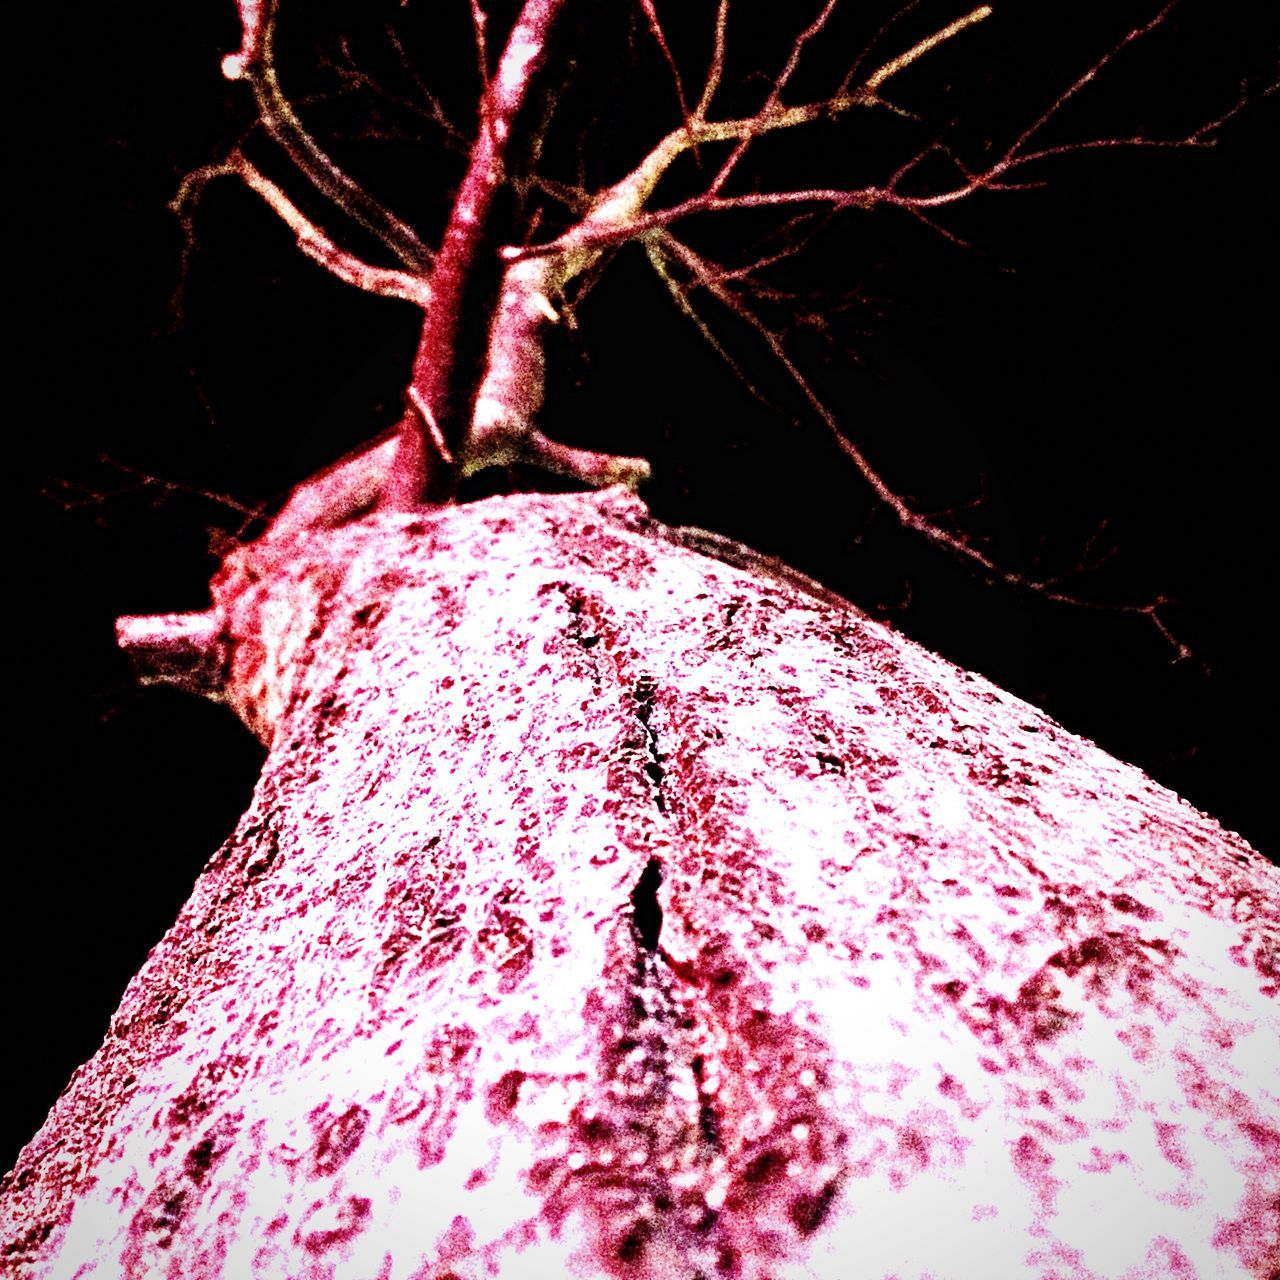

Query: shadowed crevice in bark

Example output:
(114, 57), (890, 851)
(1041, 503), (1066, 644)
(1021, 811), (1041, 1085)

(630, 858), (664, 952)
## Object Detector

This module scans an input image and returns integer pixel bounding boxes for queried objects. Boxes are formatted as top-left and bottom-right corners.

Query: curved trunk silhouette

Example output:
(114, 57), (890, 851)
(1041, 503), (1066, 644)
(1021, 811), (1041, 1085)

(2, 489), (1276, 1279)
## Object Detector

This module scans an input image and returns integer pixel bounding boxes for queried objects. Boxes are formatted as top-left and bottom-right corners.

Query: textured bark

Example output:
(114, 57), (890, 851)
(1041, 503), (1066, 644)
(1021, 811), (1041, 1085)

(3, 488), (1276, 1280)
(386, 0), (569, 506)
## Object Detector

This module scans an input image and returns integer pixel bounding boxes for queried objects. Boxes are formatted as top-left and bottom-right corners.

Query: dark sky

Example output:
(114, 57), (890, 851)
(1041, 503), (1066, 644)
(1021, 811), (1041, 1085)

(11, 0), (1277, 1169)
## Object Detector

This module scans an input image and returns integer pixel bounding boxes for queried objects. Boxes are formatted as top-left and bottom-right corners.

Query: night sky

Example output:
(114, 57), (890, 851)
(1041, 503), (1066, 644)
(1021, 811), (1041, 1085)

(11, 0), (1277, 1169)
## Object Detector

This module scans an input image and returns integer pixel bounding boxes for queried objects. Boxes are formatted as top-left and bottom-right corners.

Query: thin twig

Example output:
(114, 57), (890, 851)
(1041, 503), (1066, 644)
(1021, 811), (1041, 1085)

(385, 26), (470, 150)
(320, 32), (470, 154)
(637, 0), (693, 129)
(696, 0), (730, 119)
(470, 1), (496, 152)
(659, 229), (1194, 660)
(48, 456), (272, 530)
(645, 234), (781, 413)
(706, 0), (843, 200)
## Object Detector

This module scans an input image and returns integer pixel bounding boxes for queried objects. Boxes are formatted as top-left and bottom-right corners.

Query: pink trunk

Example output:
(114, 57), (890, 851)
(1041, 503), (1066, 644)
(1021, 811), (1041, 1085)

(3, 489), (1276, 1279)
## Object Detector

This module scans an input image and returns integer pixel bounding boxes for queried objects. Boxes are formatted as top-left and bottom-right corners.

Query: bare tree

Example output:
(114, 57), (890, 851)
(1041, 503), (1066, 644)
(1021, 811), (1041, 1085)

(5, 2), (1277, 1278)
(179, 0), (1252, 591)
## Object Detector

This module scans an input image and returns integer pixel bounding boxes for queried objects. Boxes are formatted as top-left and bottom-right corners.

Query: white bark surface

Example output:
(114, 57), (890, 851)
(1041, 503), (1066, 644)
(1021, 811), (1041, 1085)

(3, 488), (1276, 1280)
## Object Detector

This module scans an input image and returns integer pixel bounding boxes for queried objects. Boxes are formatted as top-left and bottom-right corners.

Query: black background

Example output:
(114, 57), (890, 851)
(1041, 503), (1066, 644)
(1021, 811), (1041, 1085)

(11, 0), (1277, 1170)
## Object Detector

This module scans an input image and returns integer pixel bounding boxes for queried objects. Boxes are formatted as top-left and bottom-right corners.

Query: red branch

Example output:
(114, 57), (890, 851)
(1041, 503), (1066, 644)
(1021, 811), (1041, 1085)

(382, 0), (571, 508)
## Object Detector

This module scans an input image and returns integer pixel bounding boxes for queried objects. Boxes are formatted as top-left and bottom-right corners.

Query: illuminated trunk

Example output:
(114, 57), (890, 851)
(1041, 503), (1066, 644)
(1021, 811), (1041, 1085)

(3, 488), (1276, 1280)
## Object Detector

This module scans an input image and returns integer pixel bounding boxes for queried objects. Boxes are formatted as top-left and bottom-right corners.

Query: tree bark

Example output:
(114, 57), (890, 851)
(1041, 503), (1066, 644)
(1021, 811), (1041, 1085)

(3, 488), (1276, 1280)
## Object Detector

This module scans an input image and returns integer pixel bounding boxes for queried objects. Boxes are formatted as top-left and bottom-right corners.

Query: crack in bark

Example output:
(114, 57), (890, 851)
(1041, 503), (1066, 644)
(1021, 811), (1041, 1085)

(632, 674), (667, 814)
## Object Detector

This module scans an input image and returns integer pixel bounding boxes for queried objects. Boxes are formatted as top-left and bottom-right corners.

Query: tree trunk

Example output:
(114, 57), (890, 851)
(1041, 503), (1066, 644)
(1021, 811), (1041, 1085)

(3, 488), (1276, 1280)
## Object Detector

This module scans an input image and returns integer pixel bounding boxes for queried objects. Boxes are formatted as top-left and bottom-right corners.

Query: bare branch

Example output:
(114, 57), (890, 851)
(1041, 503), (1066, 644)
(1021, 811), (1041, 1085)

(700, 211), (833, 287)
(835, 0), (919, 101)
(883, 2), (1223, 211)
(1001, 4), (1177, 171)
(47, 457), (271, 534)
(314, 30), (470, 154)
(1009, 80), (1254, 166)
(220, 0), (265, 81)
(503, 5), (995, 264)
(222, 0), (432, 270)
(862, 5), (991, 98)
(509, 1), (1253, 268)
(637, 0), (693, 130)
(385, 26), (470, 150)
(174, 158), (432, 307)
(206, 0), (1231, 661)
(645, 235), (781, 412)
(695, 0), (730, 119)
(705, 0), (843, 200)
(658, 228), (1194, 660)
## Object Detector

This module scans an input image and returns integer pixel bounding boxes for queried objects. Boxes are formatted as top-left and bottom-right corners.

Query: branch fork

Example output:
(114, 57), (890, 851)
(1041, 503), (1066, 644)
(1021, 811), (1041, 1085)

(186, 0), (1237, 657)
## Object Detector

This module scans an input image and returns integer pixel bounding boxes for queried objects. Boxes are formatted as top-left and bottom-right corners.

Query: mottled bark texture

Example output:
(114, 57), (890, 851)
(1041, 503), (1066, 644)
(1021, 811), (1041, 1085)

(3, 488), (1277, 1280)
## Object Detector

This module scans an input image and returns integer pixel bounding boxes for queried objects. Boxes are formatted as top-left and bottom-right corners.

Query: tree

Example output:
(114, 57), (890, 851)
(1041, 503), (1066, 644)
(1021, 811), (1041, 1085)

(5, 0), (1274, 1274)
